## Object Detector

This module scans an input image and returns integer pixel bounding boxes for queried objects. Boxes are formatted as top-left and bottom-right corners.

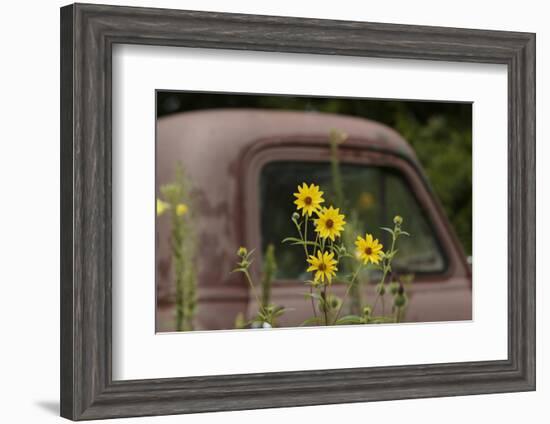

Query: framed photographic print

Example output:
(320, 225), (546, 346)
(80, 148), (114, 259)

(60, 3), (535, 420)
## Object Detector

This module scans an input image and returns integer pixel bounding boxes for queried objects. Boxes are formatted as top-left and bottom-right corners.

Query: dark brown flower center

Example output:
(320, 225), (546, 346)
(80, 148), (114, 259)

(325, 219), (334, 229)
(318, 263), (327, 271)
(304, 196), (312, 205)
(365, 247), (373, 255)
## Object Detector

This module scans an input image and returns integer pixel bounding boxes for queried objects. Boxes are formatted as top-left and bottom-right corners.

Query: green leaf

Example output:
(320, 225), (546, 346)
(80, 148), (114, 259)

(301, 317), (321, 326)
(272, 306), (293, 318)
(369, 316), (395, 324)
(282, 237), (303, 244)
(385, 249), (398, 260)
(380, 227), (395, 236)
(281, 237), (321, 249)
(335, 315), (364, 325)
(303, 240), (322, 248)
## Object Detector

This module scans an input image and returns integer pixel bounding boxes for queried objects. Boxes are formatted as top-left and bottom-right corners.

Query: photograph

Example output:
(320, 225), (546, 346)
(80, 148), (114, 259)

(155, 92), (473, 332)
(0, 0), (541, 422)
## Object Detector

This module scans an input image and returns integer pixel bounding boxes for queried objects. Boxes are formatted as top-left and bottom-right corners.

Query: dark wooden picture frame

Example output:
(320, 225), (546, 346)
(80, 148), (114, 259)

(60, 3), (536, 420)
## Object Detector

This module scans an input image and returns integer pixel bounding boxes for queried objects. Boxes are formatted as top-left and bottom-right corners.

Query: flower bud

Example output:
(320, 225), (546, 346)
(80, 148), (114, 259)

(398, 283), (405, 295)
(237, 246), (248, 257)
(362, 306), (372, 317)
(394, 293), (407, 308)
(291, 212), (300, 222)
(389, 282), (400, 296)
(393, 215), (403, 226)
(376, 283), (386, 296)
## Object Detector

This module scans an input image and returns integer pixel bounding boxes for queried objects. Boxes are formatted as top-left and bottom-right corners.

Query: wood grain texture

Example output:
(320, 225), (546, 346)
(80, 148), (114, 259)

(60, 3), (536, 420)
(60, 4), (74, 419)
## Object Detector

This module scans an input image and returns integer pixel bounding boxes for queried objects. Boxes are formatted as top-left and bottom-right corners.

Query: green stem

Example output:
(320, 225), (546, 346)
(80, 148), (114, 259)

(372, 231), (397, 317)
(313, 232), (319, 256)
(326, 282), (333, 324)
(171, 208), (185, 332)
(294, 218), (309, 260)
(372, 293), (381, 312)
(309, 286), (318, 321)
(372, 269), (388, 316)
(304, 216), (309, 256)
(321, 286), (329, 325)
(243, 269), (265, 317)
(308, 227), (321, 321)
(296, 215), (318, 321)
(332, 264), (362, 324)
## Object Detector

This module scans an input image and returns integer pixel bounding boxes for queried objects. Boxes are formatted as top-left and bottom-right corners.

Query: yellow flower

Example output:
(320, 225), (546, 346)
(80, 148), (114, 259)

(293, 183), (324, 217)
(307, 251), (338, 284)
(314, 206), (346, 241)
(355, 233), (384, 265)
(176, 203), (188, 216)
(156, 199), (169, 216)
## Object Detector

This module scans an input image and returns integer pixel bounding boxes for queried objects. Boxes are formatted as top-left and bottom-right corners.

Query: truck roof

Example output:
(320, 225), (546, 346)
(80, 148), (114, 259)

(157, 108), (418, 164)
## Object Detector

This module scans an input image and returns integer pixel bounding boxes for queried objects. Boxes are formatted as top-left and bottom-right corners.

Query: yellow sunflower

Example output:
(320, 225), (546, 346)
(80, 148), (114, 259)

(293, 183), (324, 217)
(314, 206), (346, 241)
(307, 250), (338, 284)
(355, 233), (384, 265)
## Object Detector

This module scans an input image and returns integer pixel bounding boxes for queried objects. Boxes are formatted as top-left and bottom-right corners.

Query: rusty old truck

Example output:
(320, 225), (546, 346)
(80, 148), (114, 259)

(156, 109), (472, 332)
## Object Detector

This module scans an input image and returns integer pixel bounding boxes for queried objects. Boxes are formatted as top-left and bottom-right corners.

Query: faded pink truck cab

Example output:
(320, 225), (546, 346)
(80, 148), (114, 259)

(156, 109), (472, 331)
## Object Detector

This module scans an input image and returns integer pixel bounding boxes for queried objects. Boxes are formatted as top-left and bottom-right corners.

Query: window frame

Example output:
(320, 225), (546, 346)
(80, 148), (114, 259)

(240, 135), (470, 286)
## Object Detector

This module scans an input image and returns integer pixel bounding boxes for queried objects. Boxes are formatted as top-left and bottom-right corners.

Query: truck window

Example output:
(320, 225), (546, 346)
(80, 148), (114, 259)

(259, 161), (447, 280)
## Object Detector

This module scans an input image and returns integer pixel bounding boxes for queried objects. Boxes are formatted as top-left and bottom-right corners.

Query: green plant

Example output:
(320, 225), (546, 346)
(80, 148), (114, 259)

(284, 176), (411, 326)
(233, 247), (288, 328)
(157, 163), (197, 331)
(328, 129), (364, 315)
(261, 244), (277, 309)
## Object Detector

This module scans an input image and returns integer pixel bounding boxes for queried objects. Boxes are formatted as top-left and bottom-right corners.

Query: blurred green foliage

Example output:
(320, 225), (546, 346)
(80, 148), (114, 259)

(157, 92), (472, 255)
